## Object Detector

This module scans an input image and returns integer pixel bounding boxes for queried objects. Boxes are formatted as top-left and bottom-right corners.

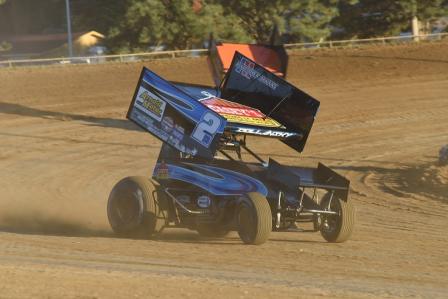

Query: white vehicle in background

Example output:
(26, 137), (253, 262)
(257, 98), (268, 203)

(439, 145), (448, 166)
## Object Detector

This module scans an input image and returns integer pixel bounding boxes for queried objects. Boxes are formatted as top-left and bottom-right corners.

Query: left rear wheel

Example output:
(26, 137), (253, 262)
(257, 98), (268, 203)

(107, 176), (166, 238)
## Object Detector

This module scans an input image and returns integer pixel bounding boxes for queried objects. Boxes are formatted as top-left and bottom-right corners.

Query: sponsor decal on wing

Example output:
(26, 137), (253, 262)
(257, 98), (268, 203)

(235, 127), (298, 138)
(235, 57), (279, 90)
(200, 97), (282, 128)
(128, 68), (227, 159)
(135, 87), (166, 122)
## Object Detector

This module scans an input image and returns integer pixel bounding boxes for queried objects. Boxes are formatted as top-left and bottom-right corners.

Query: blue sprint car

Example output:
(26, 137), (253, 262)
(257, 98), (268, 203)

(107, 52), (355, 245)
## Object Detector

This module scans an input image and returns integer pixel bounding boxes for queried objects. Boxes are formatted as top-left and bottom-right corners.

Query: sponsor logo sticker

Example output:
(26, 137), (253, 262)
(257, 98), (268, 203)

(236, 58), (255, 80)
(155, 162), (170, 180)
(235, 57), (279, 91)
(172, 124), (185, 141)
(161, 116), (174, 133)
(206, 104), (263, 118)
(236, 127), (296, 138)
(135, 87), (166, 121)
(223, 114), (281, 128)
(201, 97), (282, 128)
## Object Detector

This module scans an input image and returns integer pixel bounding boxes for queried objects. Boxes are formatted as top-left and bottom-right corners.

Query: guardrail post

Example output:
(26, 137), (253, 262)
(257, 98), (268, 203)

(8, 60), (12, 68)
(119, 55), (123, 62)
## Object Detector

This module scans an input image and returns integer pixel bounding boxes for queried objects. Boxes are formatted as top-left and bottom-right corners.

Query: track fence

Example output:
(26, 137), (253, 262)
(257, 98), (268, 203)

(1, 33), (447, 68)
(284, 32), (448, 50)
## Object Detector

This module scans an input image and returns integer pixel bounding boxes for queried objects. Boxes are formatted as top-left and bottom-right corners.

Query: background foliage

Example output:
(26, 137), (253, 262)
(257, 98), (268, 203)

(0, 0), (446, 53)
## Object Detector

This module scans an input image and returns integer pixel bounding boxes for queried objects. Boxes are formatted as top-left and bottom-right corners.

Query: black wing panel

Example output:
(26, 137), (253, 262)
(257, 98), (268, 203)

(220, 52), (320, 152)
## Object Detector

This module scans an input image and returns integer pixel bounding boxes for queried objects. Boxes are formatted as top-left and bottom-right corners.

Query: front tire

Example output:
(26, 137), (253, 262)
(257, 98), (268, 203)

(107, 176), (166, 238)
(319, 192), (355, 243)
(236, 192), (272, 245)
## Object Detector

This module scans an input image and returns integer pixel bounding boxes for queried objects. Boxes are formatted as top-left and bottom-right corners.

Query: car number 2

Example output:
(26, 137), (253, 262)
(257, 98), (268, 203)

(192, 112), (221, 147)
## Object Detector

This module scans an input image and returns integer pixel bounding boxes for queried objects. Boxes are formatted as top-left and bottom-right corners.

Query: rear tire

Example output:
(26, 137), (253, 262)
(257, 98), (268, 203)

(107, 176), (166, 238)
(236, 192), (272, 245)
(319, 192), (355, 243)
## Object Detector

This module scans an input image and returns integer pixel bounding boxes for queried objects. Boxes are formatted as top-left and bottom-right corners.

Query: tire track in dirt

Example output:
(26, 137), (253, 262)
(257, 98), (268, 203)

(1, 41), (448, 298)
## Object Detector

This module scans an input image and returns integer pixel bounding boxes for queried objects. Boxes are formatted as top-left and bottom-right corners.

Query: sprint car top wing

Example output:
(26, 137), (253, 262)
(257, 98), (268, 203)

(208, 37), (288, 86)
(127, 68), (227, 159)
(220, 52), (320, 152)
(173, 82), (301, 140)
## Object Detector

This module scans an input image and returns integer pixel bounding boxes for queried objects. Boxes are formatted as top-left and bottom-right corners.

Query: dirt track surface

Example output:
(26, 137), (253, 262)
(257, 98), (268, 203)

(0, 41), (447, 298)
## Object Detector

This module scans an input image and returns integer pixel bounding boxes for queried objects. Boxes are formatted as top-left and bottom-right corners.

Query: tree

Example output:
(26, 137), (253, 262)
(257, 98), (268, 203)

(90, 0), (352, 53)
(197, 3), (252, 43)
(105, 0), (190, 52)
(285, 0), (357, 42)
(211, 0), (288, 43)
(213, 0), (349, 43)
(101, 0), (251, 53)
(71, 0), (128, 35)
(333, 0), (448, 38)
(0, 0), (9, 52)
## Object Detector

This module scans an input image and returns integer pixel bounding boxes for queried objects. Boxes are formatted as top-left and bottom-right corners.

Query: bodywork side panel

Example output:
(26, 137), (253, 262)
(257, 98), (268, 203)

(153, 161), (268, 196)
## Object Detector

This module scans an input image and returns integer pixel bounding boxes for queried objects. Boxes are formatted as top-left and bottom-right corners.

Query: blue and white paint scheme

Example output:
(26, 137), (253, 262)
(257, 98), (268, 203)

(127, 67), (227, 159)
(153, 162), (268, 196)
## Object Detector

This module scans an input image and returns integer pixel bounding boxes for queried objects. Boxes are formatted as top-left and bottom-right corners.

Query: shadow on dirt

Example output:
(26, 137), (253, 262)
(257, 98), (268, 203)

(268, 237), (326, 244)
(0, 101), (140, 132)
(346, 54), (448, 64)
(0, 131), (159, 149)
(313, 53), (448, 65)
(0, 217), (328, 245)
(0, 215), (112, 238)
(153, 231), (325, 245)
(332, 162), (447, 203)
(0, 224), (235, 245)
(152, 231), (243, 245)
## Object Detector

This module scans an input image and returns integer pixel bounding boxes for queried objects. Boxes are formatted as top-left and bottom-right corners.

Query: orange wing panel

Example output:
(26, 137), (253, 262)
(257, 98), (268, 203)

(216, 43), (284, 76)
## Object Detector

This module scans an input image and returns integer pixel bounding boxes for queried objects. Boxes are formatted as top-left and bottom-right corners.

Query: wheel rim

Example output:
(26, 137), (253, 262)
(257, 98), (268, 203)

(113, 187), (142, 225)
(321, 197), (342, 235)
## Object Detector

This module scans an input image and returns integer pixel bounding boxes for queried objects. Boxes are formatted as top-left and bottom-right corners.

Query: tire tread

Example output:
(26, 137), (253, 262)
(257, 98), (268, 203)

(238, 192), (272, 245)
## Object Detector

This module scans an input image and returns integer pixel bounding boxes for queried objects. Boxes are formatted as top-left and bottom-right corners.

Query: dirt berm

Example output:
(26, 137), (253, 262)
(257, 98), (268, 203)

(0, 40), (447, 298)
